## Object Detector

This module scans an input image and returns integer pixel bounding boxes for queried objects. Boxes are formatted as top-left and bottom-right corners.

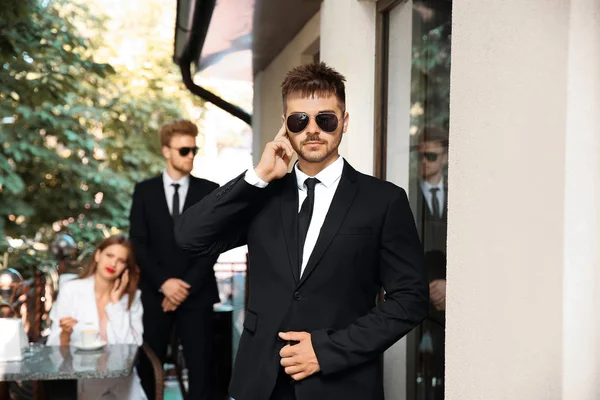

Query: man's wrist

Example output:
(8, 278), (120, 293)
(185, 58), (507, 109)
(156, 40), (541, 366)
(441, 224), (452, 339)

(244, 168), (269, 187)
(159, 279), (170, 293)
(254, 167), (269, 183)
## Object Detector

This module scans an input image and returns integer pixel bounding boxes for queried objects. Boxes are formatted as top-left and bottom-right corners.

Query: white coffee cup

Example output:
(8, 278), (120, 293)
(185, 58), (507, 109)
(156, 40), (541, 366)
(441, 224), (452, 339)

(81, 329), (99, 347)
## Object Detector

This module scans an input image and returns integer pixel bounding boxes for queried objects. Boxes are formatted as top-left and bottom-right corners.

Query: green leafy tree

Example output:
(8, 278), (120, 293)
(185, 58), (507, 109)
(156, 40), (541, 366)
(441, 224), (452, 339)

(0, 0), (202, 274)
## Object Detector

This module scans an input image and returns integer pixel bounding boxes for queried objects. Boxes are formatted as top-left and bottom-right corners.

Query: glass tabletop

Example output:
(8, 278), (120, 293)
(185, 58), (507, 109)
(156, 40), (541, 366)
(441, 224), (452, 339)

(0, 344), (139, 381)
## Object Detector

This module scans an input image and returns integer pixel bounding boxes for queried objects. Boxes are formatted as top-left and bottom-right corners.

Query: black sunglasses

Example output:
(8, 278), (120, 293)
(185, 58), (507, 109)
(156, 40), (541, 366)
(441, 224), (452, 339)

(172, 146), (198, 157)
(418, 152), (442, 162)
(286, 112), (340, 134)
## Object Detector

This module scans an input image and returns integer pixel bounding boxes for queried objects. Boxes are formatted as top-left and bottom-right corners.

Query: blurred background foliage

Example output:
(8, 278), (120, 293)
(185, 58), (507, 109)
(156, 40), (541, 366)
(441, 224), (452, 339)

(0, 0), (205, 276)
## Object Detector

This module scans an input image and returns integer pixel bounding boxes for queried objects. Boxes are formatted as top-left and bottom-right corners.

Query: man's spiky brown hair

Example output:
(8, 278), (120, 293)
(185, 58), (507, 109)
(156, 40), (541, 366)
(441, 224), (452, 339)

(281, 62), (346, 112)
(159, 119), (198, 147)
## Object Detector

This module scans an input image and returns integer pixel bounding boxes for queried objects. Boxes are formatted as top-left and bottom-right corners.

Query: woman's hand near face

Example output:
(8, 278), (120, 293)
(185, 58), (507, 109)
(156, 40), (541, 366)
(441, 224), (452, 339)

(110, 269), (130, 304)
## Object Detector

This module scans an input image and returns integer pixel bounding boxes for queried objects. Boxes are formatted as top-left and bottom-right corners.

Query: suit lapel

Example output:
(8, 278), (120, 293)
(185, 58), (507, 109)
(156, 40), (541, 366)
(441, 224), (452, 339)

(280, 172), (300, 284)
(421, 191), (431, 219)
(298, 162), (358, 287)
(154, 176), (173, 225)
(442, 185), (448, 219)
(420, 182), (448, 220)
(183, 177), (198, 211)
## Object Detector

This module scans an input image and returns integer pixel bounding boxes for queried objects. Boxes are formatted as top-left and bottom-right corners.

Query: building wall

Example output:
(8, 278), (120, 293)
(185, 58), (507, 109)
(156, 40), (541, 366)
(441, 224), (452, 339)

(446, 0), (600, 399)
(320, 0), (377, 176)
(561, 0), (599, 398)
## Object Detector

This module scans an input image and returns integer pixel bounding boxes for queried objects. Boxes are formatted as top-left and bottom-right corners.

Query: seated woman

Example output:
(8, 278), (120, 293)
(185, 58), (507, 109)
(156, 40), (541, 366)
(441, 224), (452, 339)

(47, 235), (146, 400)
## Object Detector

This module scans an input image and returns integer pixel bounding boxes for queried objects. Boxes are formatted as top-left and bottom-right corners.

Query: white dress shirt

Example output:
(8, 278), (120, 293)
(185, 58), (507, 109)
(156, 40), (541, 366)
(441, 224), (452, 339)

(420, 176), (445, 217)
(163, 171), (190, 215)
(244, 156), (344, 276)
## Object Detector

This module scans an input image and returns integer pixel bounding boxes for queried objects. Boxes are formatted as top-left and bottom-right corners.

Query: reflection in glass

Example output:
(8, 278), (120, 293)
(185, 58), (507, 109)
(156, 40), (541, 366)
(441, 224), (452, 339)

(409, 2), (451, 400)
(410, 127), (448, 400)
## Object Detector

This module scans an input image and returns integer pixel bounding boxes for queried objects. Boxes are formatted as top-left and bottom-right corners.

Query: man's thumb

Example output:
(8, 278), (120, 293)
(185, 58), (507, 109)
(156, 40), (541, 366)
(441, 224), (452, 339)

(278, 331), (306, 341)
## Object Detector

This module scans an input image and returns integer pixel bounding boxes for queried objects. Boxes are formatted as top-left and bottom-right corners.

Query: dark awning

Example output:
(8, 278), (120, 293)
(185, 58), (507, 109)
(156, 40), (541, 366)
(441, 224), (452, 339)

(174, 0), (253, 125)
(174, 0), (320, 124)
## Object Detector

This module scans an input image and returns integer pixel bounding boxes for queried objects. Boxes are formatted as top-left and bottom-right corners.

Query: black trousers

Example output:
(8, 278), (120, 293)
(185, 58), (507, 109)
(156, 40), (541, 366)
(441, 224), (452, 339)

(138, 290), (214, 400)
(269, 367), (297, 400)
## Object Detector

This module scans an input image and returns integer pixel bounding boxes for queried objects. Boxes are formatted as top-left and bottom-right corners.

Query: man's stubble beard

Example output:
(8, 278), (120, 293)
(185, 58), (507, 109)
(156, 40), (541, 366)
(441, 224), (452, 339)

(173, 160), (193, 175)
(292, 132), (343, 164)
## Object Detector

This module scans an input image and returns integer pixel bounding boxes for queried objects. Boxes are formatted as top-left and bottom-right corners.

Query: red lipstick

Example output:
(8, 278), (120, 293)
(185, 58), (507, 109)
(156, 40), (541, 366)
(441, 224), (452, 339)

(105, 267), (116, 274)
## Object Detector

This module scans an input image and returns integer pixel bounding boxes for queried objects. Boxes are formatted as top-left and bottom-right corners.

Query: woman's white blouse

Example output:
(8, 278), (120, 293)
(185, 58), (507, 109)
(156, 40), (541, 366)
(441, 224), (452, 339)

(47, 276), (143, 346)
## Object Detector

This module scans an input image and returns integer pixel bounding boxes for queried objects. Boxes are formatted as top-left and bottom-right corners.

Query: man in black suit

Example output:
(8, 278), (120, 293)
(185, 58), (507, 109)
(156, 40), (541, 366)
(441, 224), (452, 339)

(411, 127), (448, 313)
(176, 63), (428, 400)
(410, 127), (449, 399)
(129, 119), (220, 400)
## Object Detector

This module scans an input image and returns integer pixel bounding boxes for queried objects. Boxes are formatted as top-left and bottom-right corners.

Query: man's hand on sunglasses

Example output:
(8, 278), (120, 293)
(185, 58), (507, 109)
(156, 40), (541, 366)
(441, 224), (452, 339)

(254, 123), (295, 183)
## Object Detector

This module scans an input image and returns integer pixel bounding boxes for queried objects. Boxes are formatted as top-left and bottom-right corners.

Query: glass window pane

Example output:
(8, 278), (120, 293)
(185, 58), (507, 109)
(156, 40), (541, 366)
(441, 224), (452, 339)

(386, 1), (452, 399)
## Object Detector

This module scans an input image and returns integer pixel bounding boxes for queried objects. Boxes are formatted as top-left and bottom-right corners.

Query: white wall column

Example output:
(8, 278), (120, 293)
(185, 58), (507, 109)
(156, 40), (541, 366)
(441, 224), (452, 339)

(562, 0), (600, 398)
(447, 0), (600, 399)
(320, 0), (377, 175)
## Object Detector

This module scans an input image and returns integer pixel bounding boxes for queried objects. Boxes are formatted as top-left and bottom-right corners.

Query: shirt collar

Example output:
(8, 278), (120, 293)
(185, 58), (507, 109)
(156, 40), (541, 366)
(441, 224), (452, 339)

(163, 170), (190, 189)
(295, 156), (344, 190)
(421, 176), (445, 192)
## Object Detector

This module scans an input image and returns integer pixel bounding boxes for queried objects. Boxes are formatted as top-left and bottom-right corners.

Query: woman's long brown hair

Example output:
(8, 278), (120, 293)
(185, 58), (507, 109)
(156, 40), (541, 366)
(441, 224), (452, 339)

(78, 235), (140, 310)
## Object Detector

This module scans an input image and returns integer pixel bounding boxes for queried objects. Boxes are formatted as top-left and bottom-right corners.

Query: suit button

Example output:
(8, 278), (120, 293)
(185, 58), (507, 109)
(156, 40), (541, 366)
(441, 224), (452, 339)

(293, 292), (302, 301)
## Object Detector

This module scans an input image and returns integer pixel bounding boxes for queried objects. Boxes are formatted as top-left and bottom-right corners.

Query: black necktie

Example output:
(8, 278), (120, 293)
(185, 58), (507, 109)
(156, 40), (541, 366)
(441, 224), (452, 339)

(298, 178), (319, 267)
(172, 183), (180, 219)
(430, 187), (440, 218)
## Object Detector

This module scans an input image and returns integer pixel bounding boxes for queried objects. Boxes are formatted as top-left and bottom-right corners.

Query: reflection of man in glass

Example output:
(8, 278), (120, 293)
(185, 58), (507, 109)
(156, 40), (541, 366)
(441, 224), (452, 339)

(413, 127), (448, 310)
(410, 127), (448, 399)
(414, 127), (448, 256)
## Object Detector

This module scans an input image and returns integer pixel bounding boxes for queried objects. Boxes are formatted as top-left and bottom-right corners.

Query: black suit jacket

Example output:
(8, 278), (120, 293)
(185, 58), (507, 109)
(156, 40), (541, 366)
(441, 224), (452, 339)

(175, 161), (428, 400)
(129, 175), (220, 307)
(411, 183), (448, 257)
(411, 182), (448, 326)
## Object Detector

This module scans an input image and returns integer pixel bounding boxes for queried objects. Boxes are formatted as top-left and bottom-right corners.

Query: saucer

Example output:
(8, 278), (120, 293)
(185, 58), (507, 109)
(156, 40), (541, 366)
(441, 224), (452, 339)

(72, 340), (107, 351)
